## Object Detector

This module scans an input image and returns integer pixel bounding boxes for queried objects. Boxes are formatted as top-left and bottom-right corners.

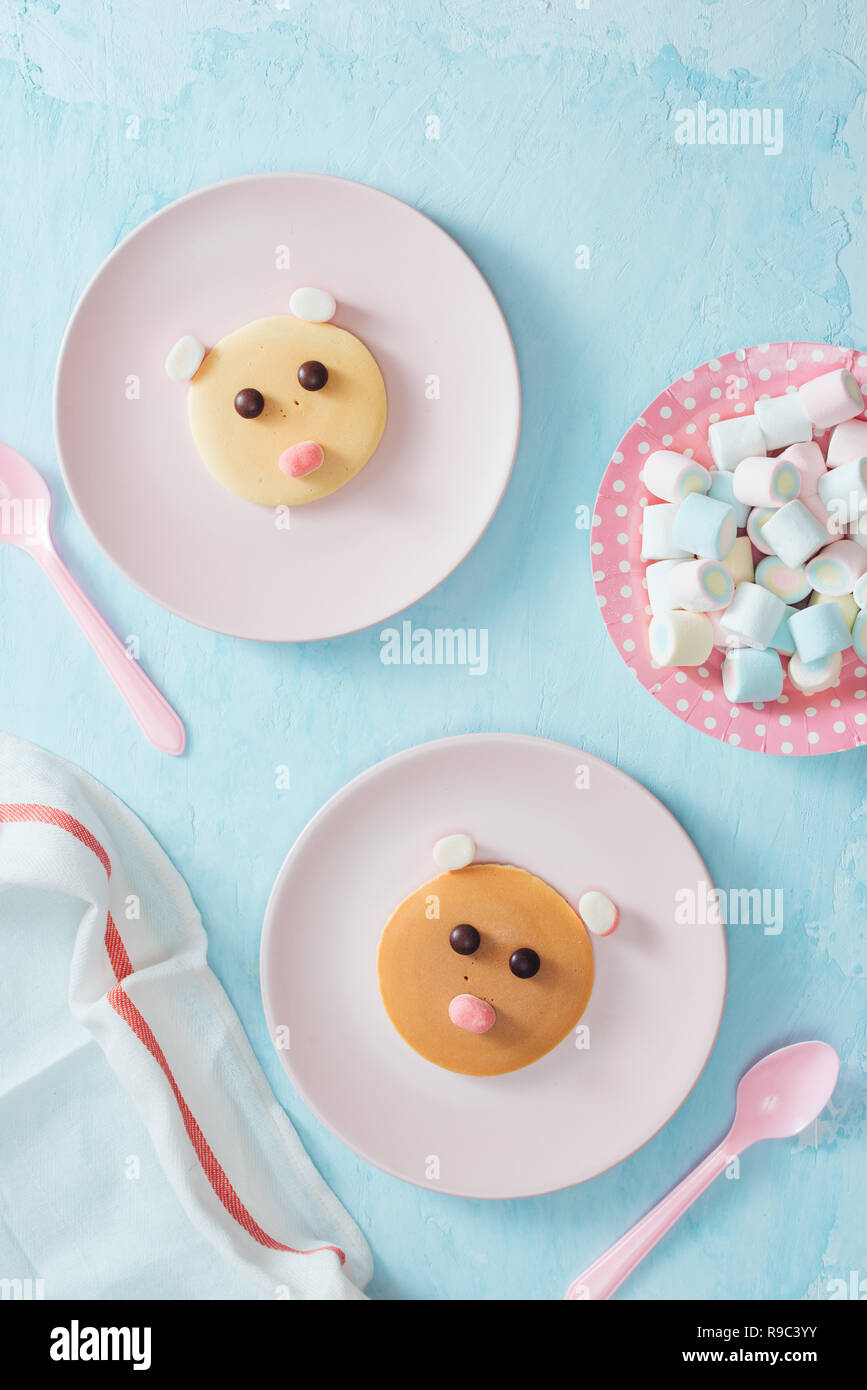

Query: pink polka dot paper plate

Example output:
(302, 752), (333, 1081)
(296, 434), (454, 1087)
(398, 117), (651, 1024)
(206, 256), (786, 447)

(594, 342), (867, 756)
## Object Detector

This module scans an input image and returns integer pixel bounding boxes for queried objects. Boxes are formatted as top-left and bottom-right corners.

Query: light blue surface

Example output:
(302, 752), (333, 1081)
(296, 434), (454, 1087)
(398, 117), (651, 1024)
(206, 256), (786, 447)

(0, 1), (865, 1301)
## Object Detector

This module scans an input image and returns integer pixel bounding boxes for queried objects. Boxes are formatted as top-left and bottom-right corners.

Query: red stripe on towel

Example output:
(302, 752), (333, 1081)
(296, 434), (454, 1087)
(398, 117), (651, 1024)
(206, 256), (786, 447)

(106, 981), (344, 1260)
(0, 804), (133, 975)
(0, 802), (345, 1265)
(105, 912), (134, 982)
(0, 802), (111, 876)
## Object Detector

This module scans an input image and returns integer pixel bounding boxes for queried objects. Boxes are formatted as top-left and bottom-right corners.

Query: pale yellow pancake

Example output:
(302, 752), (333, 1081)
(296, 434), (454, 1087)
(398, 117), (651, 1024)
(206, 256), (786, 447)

(188, 316), (387, 506)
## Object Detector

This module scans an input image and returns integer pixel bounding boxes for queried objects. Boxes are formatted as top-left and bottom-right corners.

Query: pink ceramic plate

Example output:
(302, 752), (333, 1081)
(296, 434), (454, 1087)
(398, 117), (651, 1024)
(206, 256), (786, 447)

(260, 734), (727, 1199)
(594, 342), (867, 755)
(54, 175), (520, 641)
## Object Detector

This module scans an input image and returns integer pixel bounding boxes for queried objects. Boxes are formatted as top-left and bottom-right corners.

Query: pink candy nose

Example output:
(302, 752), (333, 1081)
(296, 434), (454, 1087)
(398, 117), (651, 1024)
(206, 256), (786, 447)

(279, 440), (324, 479)
(448, 994), (496, 1034)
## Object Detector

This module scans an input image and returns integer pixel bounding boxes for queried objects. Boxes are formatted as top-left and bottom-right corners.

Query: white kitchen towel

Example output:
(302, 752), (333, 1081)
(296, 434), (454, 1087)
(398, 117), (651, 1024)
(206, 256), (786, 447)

(0, 733), (371, 1300)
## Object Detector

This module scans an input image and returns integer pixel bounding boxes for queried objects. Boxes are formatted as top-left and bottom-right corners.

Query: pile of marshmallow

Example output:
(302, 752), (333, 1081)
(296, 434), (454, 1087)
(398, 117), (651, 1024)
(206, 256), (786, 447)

(641, 365), (867, 703)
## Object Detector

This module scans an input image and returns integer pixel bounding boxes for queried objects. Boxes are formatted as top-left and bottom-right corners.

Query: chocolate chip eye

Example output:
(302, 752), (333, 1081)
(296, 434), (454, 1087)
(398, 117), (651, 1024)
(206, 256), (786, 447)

(450, 924), (480, 956)
(234, 388), (264, 418)
(297, 360), (328, 392)
(509, 948), (540, 978)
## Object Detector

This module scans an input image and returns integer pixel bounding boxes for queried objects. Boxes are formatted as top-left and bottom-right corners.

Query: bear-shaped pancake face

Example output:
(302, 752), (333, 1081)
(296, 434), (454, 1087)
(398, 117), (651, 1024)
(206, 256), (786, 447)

(179, 312), (387, 507)
(377, 863), (594, 1076)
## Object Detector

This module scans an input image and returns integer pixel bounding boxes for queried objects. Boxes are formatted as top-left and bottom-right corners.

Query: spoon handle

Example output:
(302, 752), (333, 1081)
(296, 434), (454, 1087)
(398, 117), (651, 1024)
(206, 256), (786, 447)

(565, 1140), (735, 1301)
(34, 543), (186, 756)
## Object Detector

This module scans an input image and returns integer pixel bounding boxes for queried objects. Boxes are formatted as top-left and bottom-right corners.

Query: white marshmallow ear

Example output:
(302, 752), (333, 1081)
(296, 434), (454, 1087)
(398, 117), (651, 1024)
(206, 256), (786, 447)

(289, 287), (337, 323)
(578, 890), (619, 937)
(432, 834), (476, 871)
(165, 335), (206, 381)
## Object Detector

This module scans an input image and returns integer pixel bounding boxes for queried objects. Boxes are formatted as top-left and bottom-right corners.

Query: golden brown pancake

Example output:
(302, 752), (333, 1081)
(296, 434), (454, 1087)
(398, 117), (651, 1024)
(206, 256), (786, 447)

(378, 863), (594, 1076)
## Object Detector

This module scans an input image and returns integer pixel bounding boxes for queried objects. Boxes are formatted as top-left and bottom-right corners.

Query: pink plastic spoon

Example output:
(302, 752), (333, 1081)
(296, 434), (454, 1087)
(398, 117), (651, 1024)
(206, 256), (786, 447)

(566, 1040), (839, 1301)
(0, 442), (185, 755)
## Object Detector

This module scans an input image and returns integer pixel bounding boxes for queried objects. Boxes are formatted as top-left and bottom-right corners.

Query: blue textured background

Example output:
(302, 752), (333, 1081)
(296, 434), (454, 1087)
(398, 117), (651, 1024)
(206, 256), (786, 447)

(0, 1), (864, 1300)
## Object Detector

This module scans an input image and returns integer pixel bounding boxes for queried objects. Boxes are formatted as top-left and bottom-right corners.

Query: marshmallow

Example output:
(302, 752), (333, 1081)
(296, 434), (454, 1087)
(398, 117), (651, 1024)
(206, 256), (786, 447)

(672, 492), (736, 560)
(710, 608), (745, 650)
(165, 334), (206, 381)
(754, 392), (813, 451)
(708, 414), (766, 472)
(755, 555), (811, 603)
(826, 419), (867, 469)
(577, 890), (619, 937)
(722, 647), (784, 704)
(769, 605), (797, 656)
(760, 499), (829, 568)
(787, 650), (843, 695)
(854, 571), (867, 609)
(448, 994), (496, 1034)
(289, 287), (337, 323)
(649, 611), (714, 666)
(799, 368), (864, 429)
(433, 833), (475, 871)
(641, 503), (692, 561)
(818, 455), (867, 525)
(667, 559), (733, 612)
(707, 469), (750, 528)
(720, 582), (785, 649)
(805, 539), (867, 596)
(779, 441), (827, 496)
(809, 590), (858, 629)
(746, 506), (777, 555)
(645, 559), (684, 613)
(802, 490), (844, 541)
(723, 535), (755, 585)
(788, 602), (852, 663)
(732, 455), (800, 507)
(643, 450), (710, 502)
(849, 513), (867, 552)
(853, 609), (867, 660)
(279, 440), (324, 478)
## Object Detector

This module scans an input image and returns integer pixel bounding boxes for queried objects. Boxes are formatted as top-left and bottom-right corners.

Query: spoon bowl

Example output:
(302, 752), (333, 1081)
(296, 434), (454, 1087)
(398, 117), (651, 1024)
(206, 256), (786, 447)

(0, 442), (52, 549)
(731, 1040), (839, 1146)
